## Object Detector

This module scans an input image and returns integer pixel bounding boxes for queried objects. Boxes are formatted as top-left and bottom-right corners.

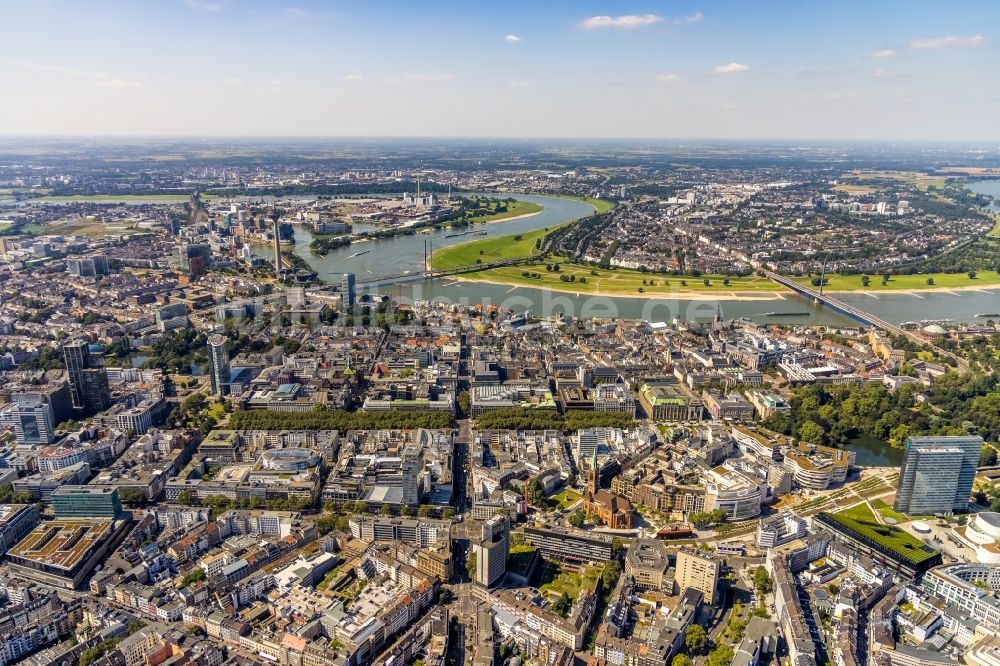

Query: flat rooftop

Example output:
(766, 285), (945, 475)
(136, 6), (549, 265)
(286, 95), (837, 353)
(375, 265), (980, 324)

(9, 517), (117, 571)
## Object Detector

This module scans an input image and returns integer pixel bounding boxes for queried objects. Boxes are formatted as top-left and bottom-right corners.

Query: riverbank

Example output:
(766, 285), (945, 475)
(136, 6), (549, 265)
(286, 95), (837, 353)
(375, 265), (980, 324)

(429, 196), (612, 271)
(795, 271), (1000, 294)
(463, 199), (543, 224)
(438, 271), (790, 300)
(32, 193), (218, 203)
(439, 266), (1000, 301)
(439, 259), (790, 299)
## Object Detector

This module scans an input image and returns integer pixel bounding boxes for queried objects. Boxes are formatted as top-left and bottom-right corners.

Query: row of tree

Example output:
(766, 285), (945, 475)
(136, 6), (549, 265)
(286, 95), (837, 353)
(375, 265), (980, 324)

(474, 408), (636, 432)
(228, 407), (453, 431)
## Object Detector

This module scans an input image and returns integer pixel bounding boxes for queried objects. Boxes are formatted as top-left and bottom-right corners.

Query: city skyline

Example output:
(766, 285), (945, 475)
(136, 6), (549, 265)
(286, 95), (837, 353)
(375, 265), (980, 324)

(2, 0), (998, 140)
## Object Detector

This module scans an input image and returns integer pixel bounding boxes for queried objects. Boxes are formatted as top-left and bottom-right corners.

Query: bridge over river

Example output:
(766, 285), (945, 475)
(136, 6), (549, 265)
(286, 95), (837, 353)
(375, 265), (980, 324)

(763, 270), (969, 372)
(321, 248), (971, 373)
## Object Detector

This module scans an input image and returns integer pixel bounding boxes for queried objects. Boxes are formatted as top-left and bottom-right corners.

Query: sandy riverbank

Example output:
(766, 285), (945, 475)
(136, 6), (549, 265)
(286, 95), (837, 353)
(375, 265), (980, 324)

(432, 272), (1000, 301)
(819, 284), (1000, 296)
(438, 273), (790, 300)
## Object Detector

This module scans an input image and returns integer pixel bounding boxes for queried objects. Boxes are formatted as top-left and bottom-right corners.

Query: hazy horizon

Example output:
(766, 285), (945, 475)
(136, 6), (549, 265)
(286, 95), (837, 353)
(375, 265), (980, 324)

(3, 0), (999, 140)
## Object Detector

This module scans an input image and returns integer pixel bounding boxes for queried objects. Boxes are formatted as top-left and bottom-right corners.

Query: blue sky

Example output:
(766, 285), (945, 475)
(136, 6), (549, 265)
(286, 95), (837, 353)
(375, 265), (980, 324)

(1, 0), (998, 139)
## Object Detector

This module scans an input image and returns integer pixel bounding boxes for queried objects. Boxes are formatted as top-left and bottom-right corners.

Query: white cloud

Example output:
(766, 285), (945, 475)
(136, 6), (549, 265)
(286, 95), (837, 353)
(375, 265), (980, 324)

(284, 7), (307, 18)
(4, 57), (88, 77)
(182, 0), (223, 12)
(677, 12), (703, 24)
(228, 78), (280, 94)
(505, 34), (521, 43)
(872, 67), (895, 79)
(341, 73), (364, 81)
(713, 62), (749, 74)
(580, 14), (662, 29)
(910, 35), (986, 50)
(97, 78), (141, 89)
(656, 73), (680, 82)
(384, 73), (453, 85)
(5, 58), (141, 89)
(872, 49), (896, 58)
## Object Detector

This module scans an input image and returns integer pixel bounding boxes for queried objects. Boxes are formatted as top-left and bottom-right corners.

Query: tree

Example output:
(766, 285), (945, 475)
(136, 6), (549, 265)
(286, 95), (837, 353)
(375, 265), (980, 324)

(524, 479), (544, 505)
(982, 444), (998, 467)
(684, 624), (707, 654)
(926, 277), (935, 286)
(797, 420), (825, 444)
(568, 509), (586, 528)
(601, 559), (622, 588)
(465, 552), (477, 581)
(671, 656), (693, 666)
(753, 566), (773, 596)
(969, 270), (978, 279)
(706, 645), (735, 666)
(552, 591), (573, 616)
(861, 274), (870, 287)
(119, 488), (148, 506)
(689, 509), (727, 528)
(457, 391), (471, 417)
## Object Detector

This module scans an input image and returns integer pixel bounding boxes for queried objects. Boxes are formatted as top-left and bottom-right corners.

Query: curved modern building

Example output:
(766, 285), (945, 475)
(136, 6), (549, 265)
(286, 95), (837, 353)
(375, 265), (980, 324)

(782, 443), (854, 490)
(706, 482), (762, 521)
(260, 448), (321, 472)
(923, 563), (1000, 628)
(953, 512), (1000, 564)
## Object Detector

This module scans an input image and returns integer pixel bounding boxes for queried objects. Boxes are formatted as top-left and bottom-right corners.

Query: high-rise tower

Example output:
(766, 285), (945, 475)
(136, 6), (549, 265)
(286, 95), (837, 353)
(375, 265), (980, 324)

(340, 272), (356, 313)
(207, 334), (231, 396)
(272, 217), (283, 278)
(63, 340), (110, 418)
(894, 435), (982, 515)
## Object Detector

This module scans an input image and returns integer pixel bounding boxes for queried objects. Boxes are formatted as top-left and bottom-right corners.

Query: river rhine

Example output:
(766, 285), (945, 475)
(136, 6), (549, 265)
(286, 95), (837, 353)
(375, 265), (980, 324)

(264, 190), (1000, 325)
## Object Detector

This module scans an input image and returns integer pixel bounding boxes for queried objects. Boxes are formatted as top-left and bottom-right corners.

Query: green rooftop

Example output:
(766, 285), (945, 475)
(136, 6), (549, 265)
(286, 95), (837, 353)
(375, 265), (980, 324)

(821, 509), (939, 566)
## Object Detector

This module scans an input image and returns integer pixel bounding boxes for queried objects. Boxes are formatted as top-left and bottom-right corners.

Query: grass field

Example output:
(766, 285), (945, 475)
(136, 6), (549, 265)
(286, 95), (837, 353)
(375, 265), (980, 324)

(833, 184), (878, 195)
(458, 260), (786, 295)
(871, 499), (908, 523)
(795, 270), (1000, 292)
(539, 563), (600, 601)
(431, 196), (613, 271)
(846, 170), (948, 191)
(836, 503), (879, 523)
(566, 196), (616, 214)
(547, 488), (581, 510)
(431, 224), (562, 270)
(58, 221), (147, 236)
(465, 199), (542, 224)
(825, 508), (938, 565)
(989, 214), (1000, 238)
